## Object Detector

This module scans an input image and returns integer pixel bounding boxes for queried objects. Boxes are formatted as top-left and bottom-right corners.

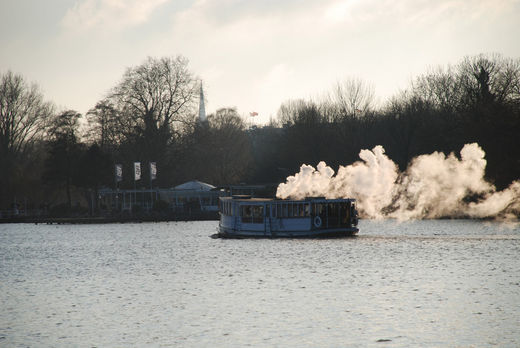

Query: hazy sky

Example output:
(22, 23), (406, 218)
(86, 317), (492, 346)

(1, 0), (519, 124)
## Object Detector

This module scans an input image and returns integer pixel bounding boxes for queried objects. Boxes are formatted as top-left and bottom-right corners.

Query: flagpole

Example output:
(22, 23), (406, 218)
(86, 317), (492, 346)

(115, 172), (118, 213)
(150, 163), (153, 211)
(114, 165), (117, 211)
(133, 162), (142, 214)
(149, 162), (156, 212)
(249, 111), (258, 129)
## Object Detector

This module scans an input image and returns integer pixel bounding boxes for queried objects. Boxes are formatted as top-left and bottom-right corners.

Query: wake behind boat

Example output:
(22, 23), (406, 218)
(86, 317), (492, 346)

(218, 196), (358, 238)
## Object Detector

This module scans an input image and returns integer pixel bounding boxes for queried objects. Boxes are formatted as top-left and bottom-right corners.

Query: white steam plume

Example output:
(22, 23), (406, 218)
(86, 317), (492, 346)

(276, 143), (520, 220)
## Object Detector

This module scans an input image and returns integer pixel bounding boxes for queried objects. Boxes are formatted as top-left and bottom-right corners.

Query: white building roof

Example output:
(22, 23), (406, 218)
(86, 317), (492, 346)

(174, 180), (215, 191)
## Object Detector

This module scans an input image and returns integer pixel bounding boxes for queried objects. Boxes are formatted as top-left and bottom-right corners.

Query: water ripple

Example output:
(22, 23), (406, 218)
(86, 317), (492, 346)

(0, 220), (519, 347)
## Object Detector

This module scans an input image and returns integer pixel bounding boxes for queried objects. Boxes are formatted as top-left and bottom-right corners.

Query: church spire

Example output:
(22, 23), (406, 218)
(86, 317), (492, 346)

(198, 81), (206, 122)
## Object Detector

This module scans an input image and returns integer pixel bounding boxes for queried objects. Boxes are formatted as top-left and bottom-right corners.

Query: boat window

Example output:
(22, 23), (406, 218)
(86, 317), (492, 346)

(277, 203), (284, 217)
(240, 204), (264, 223)
(304, 203), (310, 216)
(340, 202), (350, 224)
(314, 203), (324, 216)
(328, 203), (338, 217)
(241, 205), (252, 218)
(252, 205), (264, 223)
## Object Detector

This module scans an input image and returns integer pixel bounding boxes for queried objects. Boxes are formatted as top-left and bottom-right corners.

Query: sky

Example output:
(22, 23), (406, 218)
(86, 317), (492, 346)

(1, 0), (519, 124)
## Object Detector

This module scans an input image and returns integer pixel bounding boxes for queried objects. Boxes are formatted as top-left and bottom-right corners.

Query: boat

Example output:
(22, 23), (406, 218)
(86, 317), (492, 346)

(217, 196), (359, 238)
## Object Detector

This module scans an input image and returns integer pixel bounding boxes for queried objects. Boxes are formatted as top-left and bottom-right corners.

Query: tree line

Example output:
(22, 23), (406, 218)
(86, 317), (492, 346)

(1, 53), (519, 215)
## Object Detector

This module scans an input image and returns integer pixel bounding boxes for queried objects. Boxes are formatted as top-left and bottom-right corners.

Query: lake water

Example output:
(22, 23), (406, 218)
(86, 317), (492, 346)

(1, 220), (519, 347)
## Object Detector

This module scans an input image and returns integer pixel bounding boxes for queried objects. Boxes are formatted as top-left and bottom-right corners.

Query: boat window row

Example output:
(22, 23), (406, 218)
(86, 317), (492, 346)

(221, 200), (354, 223)
(272, 202), (311, 218)
(313, 202), (353, 226)
(312, 202), (352, 215)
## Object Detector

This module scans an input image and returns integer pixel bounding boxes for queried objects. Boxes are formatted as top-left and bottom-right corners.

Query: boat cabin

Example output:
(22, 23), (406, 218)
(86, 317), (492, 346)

(218, 196), (358, 238)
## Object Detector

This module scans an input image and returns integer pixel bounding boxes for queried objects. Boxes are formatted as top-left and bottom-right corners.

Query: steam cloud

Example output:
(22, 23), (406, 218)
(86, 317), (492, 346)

(276, 143), (520, 220)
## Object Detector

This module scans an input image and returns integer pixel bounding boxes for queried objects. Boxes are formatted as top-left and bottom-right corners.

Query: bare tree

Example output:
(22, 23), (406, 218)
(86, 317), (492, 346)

(108, 56), (199, 142)
(413, 54), (520, 112)
(385, 91), (434, 167)
(277, 99), (323, 126)
(328, 78), (375, 118)
(43, 110), (83, 210)
(0, 71), (54, 161)
(184, 107), (252, 185)
(205, 108), (252, 184)
(84, 99), (121, 150)
(0, 71), (54, 208)
(459, 54), (520, 106)
(457, 54), (500, 107)
(412, 66), (460, 112)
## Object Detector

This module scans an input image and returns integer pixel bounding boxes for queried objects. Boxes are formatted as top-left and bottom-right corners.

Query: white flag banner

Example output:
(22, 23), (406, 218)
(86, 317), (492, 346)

(150, 162), (157, 180)
(134, 162), (141, 181)
(115, 164), (123, 182)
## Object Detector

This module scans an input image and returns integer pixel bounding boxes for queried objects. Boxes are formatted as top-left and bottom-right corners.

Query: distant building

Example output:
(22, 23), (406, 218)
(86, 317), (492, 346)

(98, 180), (226, 214)
(160, 180), (222, 212)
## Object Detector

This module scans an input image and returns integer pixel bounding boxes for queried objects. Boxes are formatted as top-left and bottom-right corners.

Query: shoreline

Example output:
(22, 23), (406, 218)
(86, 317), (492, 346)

(0, 213), (219, 224)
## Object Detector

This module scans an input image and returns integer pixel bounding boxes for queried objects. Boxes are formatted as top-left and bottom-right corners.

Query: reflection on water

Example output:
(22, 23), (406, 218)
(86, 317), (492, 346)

(1, 220), (519, 347)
